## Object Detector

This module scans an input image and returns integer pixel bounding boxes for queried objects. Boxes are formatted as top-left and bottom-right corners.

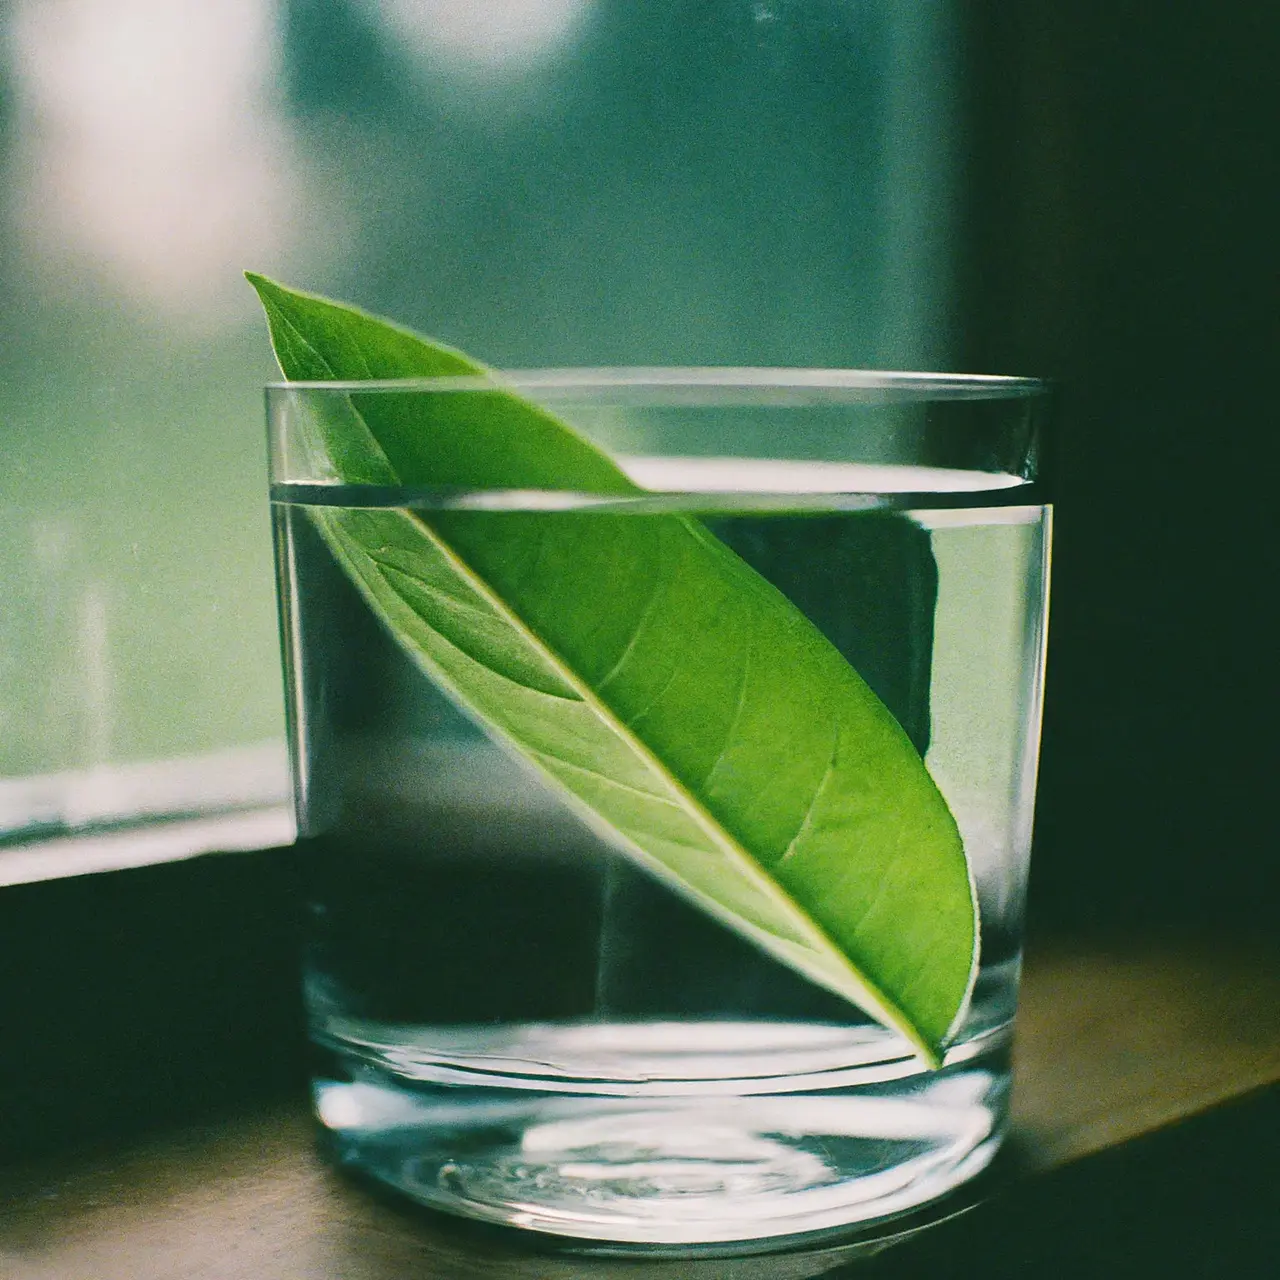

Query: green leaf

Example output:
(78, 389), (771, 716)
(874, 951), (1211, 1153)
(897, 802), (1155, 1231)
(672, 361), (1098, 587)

(248, 273), (977, 1065)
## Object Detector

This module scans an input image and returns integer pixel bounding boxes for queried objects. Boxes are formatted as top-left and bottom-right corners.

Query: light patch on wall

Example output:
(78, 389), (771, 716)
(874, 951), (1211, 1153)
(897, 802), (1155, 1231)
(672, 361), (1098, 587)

(370, 0), (594, 79)
(2, 0), (298, 320)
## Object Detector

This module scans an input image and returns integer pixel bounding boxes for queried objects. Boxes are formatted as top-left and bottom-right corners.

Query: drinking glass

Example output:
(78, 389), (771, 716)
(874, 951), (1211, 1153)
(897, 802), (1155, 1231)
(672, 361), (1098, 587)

(267, 370), (1050, 1254)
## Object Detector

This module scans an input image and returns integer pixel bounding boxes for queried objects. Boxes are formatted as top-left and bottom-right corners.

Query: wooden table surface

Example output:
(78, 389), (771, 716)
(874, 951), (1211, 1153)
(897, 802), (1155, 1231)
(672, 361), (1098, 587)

(3, 927), (1278, 1280)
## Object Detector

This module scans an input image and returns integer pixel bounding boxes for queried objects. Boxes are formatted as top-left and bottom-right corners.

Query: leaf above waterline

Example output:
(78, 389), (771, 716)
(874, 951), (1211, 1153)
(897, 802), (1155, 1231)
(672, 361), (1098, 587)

(248, 273), (978, 1065)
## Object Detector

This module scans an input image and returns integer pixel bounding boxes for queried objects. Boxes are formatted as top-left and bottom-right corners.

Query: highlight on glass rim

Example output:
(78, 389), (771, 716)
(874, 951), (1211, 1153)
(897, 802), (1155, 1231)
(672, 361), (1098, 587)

(254, 273), (1050, 1250)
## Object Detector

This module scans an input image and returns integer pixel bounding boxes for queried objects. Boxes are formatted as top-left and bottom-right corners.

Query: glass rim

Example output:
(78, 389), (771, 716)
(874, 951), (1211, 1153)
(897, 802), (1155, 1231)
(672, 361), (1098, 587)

(266, 366), (1049, 402)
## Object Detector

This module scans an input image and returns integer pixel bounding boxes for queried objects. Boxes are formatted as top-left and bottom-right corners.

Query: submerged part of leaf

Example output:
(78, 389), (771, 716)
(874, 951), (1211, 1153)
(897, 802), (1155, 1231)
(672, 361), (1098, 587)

(248, 273), (978, 1064)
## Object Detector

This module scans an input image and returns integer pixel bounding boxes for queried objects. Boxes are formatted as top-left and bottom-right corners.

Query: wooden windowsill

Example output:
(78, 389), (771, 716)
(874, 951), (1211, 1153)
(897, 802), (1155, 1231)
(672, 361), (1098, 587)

(2, 898), (1277, 1279)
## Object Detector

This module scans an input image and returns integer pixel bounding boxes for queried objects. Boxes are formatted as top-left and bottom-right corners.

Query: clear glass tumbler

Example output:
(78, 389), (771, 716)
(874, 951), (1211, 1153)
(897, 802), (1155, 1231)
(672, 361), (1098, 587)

(267, 370), (1050, 1254)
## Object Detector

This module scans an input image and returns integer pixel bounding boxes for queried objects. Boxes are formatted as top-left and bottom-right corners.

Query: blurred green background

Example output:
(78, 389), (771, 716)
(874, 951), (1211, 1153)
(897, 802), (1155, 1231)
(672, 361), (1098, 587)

(0, 0), (956, 790)
(3, 0), (1272, 928)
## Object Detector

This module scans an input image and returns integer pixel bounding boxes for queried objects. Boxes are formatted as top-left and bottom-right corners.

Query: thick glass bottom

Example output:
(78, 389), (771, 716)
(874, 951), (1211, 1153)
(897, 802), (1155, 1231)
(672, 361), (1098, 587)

(312, 1019), (1011, 1253)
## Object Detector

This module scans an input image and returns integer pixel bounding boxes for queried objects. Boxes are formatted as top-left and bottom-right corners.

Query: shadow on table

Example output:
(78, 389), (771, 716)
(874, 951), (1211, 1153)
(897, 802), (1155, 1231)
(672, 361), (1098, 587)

(854, 1087), (1280, 1279)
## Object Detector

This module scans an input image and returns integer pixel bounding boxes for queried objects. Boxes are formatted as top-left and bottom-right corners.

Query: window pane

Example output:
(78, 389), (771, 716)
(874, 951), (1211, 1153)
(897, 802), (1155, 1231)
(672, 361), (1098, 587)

(0, 0), (957, 858)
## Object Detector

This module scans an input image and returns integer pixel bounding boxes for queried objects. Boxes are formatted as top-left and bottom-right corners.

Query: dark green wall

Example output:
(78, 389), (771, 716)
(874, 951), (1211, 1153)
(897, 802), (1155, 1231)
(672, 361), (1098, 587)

(959, 2), (1276, 925)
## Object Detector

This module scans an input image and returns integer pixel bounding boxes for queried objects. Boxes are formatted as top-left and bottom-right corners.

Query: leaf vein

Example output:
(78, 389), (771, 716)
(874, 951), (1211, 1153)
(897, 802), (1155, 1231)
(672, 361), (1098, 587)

(526, 750), (684, 808)
(596, 552), (667, 693)
(777, 717), (841, 866)
(702, 622), (753, 792)
(369, 555), (491, 618)
(368, 552), (580, 701)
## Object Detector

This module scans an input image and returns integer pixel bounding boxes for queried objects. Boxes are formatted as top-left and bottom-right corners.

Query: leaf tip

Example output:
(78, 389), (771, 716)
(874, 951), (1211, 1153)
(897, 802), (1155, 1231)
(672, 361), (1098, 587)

(243, 270), (284, 304)
(918, 1041), (945, 1072)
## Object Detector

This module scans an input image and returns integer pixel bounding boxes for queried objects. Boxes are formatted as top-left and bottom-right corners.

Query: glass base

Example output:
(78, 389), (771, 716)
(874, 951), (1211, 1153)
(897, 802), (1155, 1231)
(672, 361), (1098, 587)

(313, 1019), (1010, 1253)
